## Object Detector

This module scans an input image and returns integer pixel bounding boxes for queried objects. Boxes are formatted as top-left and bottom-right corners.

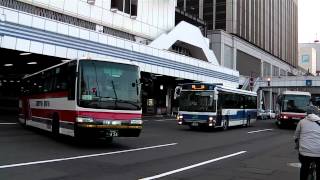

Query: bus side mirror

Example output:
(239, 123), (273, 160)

(214, 89), (218, 100)
(174, 86), (182, 100)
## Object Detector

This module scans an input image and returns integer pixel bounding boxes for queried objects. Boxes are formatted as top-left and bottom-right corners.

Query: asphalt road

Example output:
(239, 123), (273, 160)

(0, 115), (300, 180)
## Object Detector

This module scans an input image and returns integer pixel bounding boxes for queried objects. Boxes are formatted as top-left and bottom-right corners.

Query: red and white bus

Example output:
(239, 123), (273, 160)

(19, 58), (142, 141)
(276, 91), (311, 128)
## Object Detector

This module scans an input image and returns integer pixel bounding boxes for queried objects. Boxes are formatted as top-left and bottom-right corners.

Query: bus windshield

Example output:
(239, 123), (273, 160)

(282, 95), (310, 113)
(178, 91), (216, 112)
(78, 60), (141, 110)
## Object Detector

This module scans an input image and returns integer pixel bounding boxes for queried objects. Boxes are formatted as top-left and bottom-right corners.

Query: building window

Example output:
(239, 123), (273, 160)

(0, 0), (96, 30)
(263, 62), (271, 77)
(0, 0), (138, 41)
(111, 0), (138, 16)
(272, 66), (279, 77)
(224, 45), (233, 69)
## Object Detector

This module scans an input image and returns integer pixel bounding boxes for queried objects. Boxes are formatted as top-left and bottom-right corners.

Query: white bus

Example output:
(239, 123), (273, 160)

(176, 83), (257, 130)
(19, 58), (142, 141)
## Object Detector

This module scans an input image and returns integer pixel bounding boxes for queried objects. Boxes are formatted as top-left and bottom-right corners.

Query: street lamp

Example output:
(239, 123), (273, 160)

(267, 77), (271, 86)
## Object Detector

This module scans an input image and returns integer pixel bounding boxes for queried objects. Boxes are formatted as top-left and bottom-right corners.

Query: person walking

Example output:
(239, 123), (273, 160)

(294, 105), (320, 180)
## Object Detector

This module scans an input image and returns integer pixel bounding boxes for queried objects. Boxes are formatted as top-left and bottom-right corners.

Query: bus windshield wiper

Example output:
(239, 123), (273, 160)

(111, 80), (118, 99)
(96, 96), (117, 101)
(116, 99), (140, 108)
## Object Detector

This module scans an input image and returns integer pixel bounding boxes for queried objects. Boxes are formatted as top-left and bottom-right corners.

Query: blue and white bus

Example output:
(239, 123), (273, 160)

(176, 83), (257, 130)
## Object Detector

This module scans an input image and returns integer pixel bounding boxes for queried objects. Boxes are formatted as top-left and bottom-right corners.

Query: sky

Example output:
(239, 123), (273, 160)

(298, 0), (320, 43)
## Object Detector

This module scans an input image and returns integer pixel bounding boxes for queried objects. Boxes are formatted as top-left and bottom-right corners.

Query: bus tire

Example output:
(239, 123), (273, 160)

(276, 120), (284, 129)
(52, 113), (60, 137)
(19, 116), (27, 127)
(222, 117), (229, 131)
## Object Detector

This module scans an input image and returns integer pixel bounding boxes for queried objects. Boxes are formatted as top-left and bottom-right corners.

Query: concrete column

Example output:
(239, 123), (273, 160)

(183, 0), (186, 11)
(259, 89), (263, 109)
(199, 0), (204, 19)
(261, 60), (264, 77)
(232, 0), (237, 33)
(213, 0), (216, 29)
(269, 90), (272, 111)
(232, 47), (237, 70)
(220, 41), (225, 67)
(166, 87), (172, 115)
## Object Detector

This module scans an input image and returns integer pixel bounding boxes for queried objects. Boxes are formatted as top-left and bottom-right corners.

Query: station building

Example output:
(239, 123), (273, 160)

(0, 0), (239, 115)
(176, 0), (303, 111)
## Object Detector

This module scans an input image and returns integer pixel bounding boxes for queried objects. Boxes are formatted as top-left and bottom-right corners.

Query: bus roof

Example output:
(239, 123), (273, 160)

(23, 60), (72, 79)
(180, 83), (257, 96)
(216, 85), (257, 96)
(281, 91), (311, 96)
(23, 58), (138, 79)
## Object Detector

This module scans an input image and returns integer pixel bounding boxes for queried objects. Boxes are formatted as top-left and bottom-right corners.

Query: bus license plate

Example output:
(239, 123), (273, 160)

(191, 122), (198, 126)
(107, 130), (119, 137)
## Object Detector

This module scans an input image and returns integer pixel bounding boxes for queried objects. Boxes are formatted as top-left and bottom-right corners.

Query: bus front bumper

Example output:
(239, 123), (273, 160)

(75, 124), (142, 137)
(179, 120), (217, 127)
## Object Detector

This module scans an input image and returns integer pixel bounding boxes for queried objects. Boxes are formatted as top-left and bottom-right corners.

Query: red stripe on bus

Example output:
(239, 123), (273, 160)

(77, 111), (141, 121)
(30, 109), (141, 122)
(280, 113), (305, 118)
(31, 109), (77, 122)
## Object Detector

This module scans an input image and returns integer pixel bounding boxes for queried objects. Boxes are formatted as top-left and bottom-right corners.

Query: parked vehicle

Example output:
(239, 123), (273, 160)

(257, 109), (268, 120)
(266, 110), (276, 119)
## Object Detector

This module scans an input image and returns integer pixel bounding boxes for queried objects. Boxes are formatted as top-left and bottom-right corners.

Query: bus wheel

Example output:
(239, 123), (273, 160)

(52, 114), (60, 137)
(19, 117), (27, 127)
(276, 121), (284, 129)
(222, 118), (229, 131)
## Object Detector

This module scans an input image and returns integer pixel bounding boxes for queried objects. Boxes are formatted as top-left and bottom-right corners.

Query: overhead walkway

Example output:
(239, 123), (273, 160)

(253, 76), (320, 92)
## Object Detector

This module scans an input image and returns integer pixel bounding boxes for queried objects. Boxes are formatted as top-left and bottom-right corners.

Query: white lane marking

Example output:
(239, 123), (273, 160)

(287, 162), (301, 168)
(247, 129), (273, 134)
(139, 151), (247, 180)
(0, 123), (17, 125)
(0, 143), (177, 169)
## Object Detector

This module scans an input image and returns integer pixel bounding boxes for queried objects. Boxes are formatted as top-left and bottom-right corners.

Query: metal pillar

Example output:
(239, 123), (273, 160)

(199, 0), (204, 19)
(269, 90), (272, 111)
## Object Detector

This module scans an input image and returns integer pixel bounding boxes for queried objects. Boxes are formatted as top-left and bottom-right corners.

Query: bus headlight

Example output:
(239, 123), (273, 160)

(209, 117), (214, 121)
(177, 115), (183, 120)
(131, 119), (143, 125)
(111, 121), (122, 125)
(76, 117), (94, 123)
